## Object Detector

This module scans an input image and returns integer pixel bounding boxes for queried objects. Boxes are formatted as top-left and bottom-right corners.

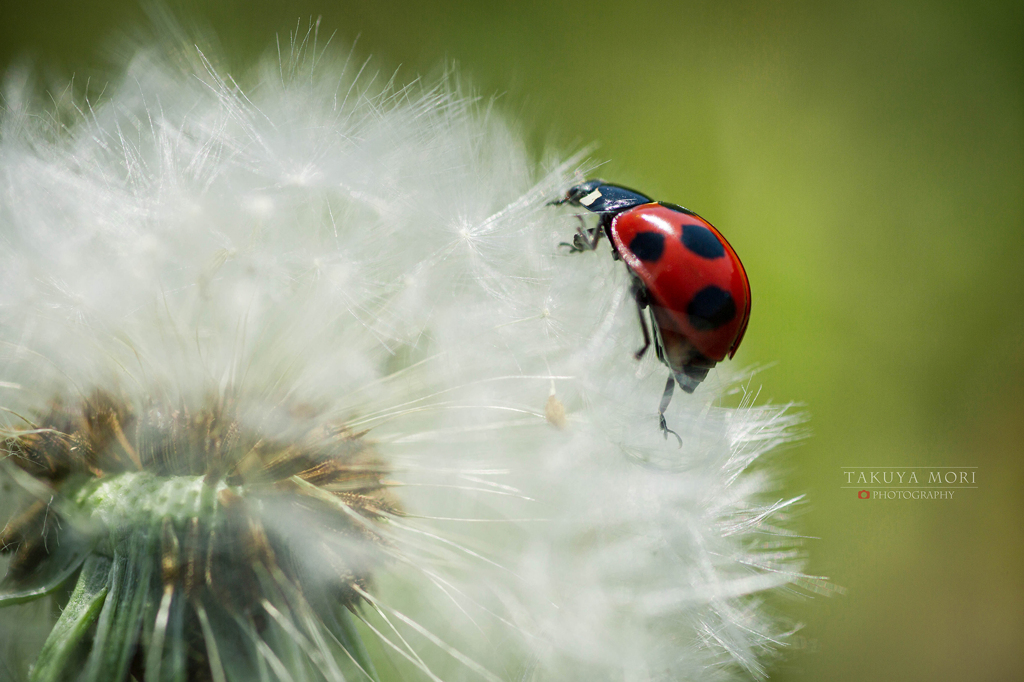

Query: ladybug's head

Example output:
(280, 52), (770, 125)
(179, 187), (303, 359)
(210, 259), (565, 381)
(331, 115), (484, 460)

(552, 180), (653, 215)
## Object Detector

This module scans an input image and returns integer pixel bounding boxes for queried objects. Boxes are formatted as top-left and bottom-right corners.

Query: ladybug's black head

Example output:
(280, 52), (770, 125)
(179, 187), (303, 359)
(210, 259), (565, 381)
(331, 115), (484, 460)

(553, 180), (653, 215)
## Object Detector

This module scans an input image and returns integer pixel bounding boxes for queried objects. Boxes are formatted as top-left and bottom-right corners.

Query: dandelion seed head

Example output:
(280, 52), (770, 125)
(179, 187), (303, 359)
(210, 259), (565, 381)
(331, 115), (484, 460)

(0, 21), (820, 682)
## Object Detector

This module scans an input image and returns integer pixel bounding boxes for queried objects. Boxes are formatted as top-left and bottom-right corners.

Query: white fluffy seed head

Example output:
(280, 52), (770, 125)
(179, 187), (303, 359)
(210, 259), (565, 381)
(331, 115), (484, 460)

(0, 25), (816, 681)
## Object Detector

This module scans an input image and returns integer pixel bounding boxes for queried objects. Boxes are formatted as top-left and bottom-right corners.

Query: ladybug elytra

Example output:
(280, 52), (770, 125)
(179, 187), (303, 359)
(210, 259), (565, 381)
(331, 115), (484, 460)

(552, 179), (751, 442)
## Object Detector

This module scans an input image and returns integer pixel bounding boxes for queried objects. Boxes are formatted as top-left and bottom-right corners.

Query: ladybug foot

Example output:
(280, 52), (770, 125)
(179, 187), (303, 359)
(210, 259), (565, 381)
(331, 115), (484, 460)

(658, 374), (682, 446)
(557, 236), (590, 253)
(659, 414), (683, 447)
(567, 215), (603, 252)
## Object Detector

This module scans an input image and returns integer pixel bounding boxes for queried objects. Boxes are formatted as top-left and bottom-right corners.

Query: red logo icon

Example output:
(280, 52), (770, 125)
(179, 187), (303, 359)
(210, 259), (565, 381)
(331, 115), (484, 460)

(858, 490), (870, 499)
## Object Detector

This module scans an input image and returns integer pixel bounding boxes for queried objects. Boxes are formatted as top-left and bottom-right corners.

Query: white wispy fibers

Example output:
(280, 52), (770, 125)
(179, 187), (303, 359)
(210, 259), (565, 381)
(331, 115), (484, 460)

(0, 25), (814, 682)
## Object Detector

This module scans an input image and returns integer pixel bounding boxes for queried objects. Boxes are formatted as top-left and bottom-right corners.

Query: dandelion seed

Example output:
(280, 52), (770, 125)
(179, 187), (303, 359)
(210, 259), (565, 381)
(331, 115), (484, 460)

(0, 21), (822, 682)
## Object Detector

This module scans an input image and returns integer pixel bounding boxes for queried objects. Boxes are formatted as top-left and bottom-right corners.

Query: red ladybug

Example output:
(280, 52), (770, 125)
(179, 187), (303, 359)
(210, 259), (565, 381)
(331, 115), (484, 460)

(552, 180), (751, 441)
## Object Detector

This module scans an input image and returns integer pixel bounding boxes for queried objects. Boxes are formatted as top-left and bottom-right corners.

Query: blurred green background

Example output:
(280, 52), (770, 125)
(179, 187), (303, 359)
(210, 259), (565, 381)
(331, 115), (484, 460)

(1, 1), (1020, 680)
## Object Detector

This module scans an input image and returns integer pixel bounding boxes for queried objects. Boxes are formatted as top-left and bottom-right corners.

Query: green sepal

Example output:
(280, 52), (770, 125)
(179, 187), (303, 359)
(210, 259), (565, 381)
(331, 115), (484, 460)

(142, 586), (187, 682)
(0, 509), (95, 606)
(28, 554), (111, 682)
(0, 545), (91, 607)
(195, 600), (262, 682)
(331, 604), (380, 682)
(80, 531), (156, 681)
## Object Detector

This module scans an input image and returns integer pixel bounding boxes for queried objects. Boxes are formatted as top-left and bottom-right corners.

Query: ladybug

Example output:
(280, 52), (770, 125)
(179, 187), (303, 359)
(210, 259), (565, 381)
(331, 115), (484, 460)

(552, 179), (751, 441)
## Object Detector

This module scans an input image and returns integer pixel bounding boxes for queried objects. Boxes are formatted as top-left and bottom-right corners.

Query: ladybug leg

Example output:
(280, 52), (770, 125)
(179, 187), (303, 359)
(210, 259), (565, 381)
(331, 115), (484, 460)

(632, 284), (652, 361)
(559, 215), (603, 252)
(579, 215), (603, 249)
(658, 375), (683, 446)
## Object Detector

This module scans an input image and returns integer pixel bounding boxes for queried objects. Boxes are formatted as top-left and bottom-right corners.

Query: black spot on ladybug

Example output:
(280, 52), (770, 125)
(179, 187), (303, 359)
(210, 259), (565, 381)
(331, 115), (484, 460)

(629, 231), (665, 262)
(687, 286), (736, 330)
(681, 224), (725, 259)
